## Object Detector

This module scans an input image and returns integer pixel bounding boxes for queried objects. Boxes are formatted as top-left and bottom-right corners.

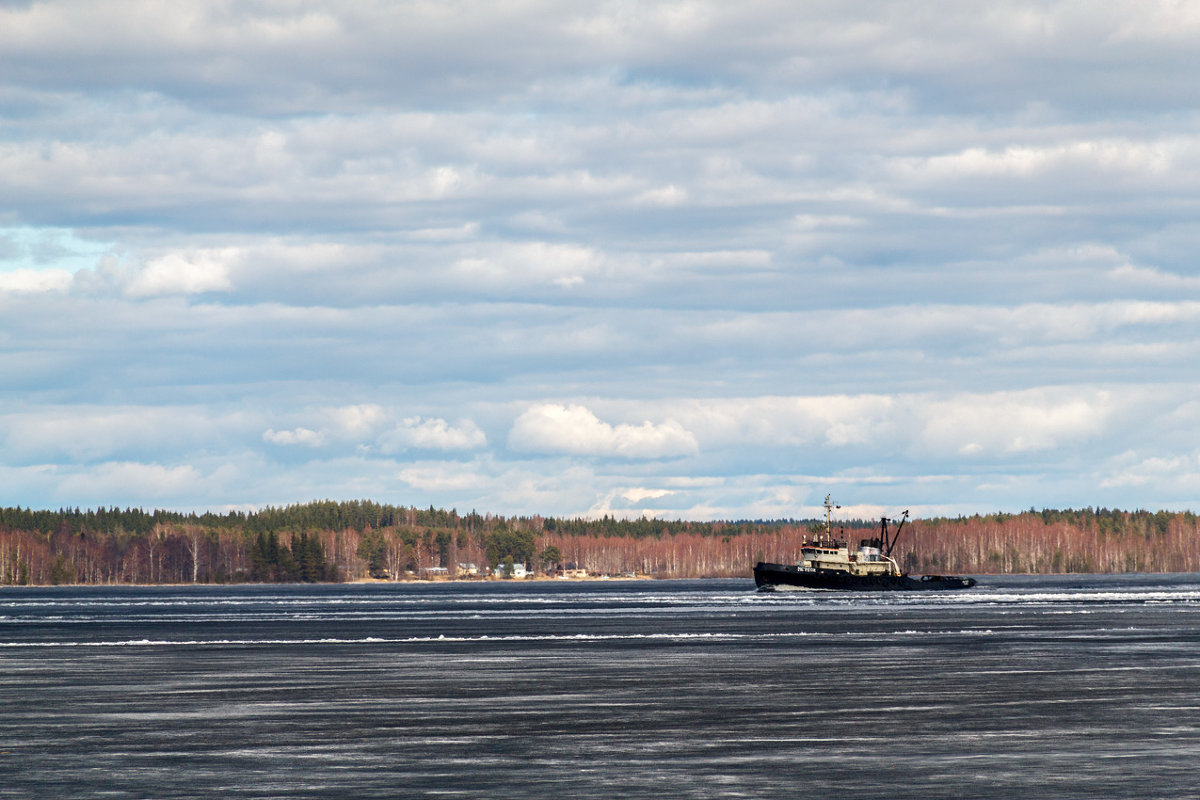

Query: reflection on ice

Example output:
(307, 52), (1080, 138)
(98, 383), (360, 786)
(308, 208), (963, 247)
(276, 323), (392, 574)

(4, 575), (1200, 799)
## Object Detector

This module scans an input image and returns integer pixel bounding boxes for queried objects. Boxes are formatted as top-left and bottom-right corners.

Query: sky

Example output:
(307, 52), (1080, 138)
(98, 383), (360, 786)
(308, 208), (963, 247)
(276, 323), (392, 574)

(3, 0), (1200, 521)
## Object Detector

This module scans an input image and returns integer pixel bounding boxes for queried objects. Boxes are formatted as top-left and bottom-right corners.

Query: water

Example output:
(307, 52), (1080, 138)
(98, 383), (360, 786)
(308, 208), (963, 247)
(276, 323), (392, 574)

(3, 575), (1200, 799)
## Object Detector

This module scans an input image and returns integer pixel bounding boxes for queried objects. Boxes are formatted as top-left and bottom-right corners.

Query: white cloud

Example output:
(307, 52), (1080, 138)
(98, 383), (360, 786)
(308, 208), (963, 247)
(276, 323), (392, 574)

(1109, 264), (1200, 291)
(397, 463), (485, 493)
(263, 427), (325, 447)
(259, 406), (401, 449)
(620, 487), (673, 504)
(0, 267), (72, 293)
(666, 396), (899, 450)
(665, 389), (1124, 460)
(633, 184), (688, 207)
(408, 222), (480, 241)
(450, 242), (605, 290)
(654, 249), (773, 273)
(327, 404), (387, 437)
(900, 140), (1178, 182)
(509, 403), (698, 459)
(1099, 450), (1200, 491)
(259, 408), (484, 454)
(917, 391), (1112, 457)
(381, 417), (486, 452)
(1, 406), (238, 463)
(124, 250), (234, 297)
(55, 461), (209, 501)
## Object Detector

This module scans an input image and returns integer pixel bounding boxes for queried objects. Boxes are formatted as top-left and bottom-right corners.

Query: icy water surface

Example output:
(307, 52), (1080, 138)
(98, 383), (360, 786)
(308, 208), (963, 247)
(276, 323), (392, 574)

(3, 575), (1200, 799)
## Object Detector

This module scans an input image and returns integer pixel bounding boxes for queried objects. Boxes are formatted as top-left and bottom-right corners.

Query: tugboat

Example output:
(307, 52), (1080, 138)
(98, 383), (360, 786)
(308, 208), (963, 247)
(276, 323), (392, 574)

(754, 495), (975, 591)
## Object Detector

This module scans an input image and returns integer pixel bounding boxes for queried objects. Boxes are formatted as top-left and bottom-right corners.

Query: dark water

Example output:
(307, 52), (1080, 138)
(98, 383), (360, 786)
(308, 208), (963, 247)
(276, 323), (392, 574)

(3, 575), (1200, 799)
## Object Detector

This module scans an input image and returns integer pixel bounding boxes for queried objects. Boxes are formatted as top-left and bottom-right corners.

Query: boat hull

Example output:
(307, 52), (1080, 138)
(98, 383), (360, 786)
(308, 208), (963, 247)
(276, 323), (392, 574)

(754, 562), (976, 591)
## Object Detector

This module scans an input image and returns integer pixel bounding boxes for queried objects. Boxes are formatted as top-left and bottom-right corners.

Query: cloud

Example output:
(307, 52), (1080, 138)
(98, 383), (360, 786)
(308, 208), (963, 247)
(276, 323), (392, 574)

(259, 408), (485, 455)
(381, 417), (487, 452)
(509, 403), (698, 458)
(1, 406), (245, 464)
(58, 461), (205, 498)
(642, 389), (1124, 463)
(1108, 264), (1200, 291)
(59, 246), (239, 298)
(263, 427), (325, 447)
(327, 404), (387, 437)
(8, 1), (1200, 519)
(450, 242), (606, 290)
(0, 226), (107, 293)
(397, 462), (486, 493)
(897, 140), (1178, 183)
(633, 184), (688, 207)
(123, 250), (234, 297)
(917, 392), (1112, 457)
(0, 267), (72, 293)
(35, 461), (230, 507)
(620, 487), (673, 504)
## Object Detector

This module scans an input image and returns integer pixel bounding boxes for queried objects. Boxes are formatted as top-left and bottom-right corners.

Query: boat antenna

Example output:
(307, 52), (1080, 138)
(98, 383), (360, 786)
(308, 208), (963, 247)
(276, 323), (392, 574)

(884, 510), (909, 557)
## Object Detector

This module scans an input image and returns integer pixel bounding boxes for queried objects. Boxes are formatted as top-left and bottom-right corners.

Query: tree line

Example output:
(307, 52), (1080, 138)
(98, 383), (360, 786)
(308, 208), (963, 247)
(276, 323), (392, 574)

(1, 501), (1198, 585)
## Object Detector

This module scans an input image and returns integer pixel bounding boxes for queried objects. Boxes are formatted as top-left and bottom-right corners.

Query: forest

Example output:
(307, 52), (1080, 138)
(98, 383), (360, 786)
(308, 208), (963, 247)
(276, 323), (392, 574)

(0, 500), (1198, 585)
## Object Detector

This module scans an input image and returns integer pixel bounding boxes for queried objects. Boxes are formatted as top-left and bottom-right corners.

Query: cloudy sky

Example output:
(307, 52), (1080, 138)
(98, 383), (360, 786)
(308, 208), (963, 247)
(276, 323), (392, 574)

(3, 1), (1200, 520)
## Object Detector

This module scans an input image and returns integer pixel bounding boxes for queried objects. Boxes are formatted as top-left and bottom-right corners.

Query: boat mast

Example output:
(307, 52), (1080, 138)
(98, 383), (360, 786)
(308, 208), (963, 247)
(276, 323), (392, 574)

(883, 510), (909, 557)
(823, 494), (840, 542)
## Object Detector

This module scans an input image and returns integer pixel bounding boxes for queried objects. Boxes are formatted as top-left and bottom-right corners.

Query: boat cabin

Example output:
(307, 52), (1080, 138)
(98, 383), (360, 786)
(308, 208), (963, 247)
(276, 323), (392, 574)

(795, 497), (903, 577)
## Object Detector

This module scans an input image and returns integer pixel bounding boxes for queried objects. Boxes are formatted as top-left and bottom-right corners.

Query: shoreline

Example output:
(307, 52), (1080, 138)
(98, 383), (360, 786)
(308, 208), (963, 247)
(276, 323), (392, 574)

(0, 574), (663, 588)
(6, 571), (1196, 588)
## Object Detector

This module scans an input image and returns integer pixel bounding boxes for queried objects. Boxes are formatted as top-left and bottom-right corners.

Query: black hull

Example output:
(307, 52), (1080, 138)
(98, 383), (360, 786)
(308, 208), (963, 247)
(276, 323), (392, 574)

(754, 562), (976, 591)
